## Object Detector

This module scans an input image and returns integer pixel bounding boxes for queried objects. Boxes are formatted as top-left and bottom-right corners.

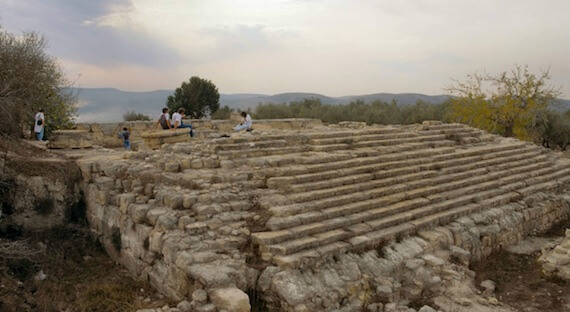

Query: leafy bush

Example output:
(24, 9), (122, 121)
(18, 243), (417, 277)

(123, 111), (150, 121)
(254, 98), (452, 125)
(531, 109), (570, 150)
(211, 105), (233, 119)
(0, 26), (76, 137)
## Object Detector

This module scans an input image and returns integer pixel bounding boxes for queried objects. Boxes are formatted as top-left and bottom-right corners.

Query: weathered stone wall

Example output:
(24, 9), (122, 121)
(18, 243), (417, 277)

(257, 193), (570, 311)
(0, 149), (83, 232)
(75, 118), (323, 148)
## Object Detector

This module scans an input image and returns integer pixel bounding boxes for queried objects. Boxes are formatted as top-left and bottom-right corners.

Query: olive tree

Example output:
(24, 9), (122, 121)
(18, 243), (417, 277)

(445, 65), (560, 138)
(0, 26), (76, 137)
(166, 76), (220, 119)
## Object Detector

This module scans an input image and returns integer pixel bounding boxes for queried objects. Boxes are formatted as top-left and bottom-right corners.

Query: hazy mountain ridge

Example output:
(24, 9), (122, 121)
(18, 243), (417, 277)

(72, 88), (570, 123)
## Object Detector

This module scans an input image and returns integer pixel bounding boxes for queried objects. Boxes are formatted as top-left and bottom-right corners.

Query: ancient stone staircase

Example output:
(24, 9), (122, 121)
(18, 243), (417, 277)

(225, 125), (570, 269)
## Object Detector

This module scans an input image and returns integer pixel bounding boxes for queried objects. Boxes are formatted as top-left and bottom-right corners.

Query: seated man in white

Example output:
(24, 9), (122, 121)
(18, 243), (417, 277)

(234, 112), (252, 131)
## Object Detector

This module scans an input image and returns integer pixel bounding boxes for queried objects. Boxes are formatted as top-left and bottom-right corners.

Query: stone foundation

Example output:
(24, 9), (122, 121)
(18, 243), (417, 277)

(48, 130), (93, 149)
(73, 121), (570, 311)
(140, 129), (192, 150)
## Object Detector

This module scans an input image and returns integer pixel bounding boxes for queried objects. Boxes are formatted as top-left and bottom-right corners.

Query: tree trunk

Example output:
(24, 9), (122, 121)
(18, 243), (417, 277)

(504, 124), (514, 137)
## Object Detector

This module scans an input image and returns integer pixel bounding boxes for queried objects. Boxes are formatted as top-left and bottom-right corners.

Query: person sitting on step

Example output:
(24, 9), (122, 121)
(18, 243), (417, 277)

(172, 108), (194, 137)
(234, 112), (252, 132)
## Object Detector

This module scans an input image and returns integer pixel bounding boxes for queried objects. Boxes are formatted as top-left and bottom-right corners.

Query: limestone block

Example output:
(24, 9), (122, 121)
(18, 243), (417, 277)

(180, 159), (192, 170)
(186, 222), (208, 234)
(146, 208), (168, 226)
(203, 158), (219, 168)
(422, 254), (445, 267)
(165, 162), (181, 172)
(187, 264), (237, 288)
(191, 159), (203, 169)
(209, 288), (250, 312)
(192, 289), (208, 303)
(169, 195), (184, 209)
(48, 130), (93, 149)
(95, 176), (115, 191)
(119, 193), (136, 213)
(156, 213), (178, 232)
(175, 251), (219, 268)
(183, 195), (197, 209)
(149, 230), (164, 253)
(141, 129), (191, 150)
(129, 204), (150, 223)
(178, 215), (194, 229)
(177, 300), (193, 312)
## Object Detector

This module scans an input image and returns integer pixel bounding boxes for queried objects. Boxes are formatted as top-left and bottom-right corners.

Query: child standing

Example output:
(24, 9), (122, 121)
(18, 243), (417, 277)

(121, 127), (131, 150)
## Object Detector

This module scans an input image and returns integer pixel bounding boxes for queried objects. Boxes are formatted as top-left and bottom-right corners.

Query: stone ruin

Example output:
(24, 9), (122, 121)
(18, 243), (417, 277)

(64, 119), (570, 311)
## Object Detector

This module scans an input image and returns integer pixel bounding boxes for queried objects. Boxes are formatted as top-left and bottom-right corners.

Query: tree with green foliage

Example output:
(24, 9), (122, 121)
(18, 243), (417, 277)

(254, 98), (452, 125)
(211, 105), (233, 120)
(166, 76), (220, 119)
(531, 109), (570, 150)
(445, 65), (560, 139)
(123, 111), (150, 121)
(0, 26), (76, 137)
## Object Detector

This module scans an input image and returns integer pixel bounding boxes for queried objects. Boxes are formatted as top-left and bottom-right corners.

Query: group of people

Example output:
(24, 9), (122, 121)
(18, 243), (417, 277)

(33, 107), (253, 149)
(156, 108), (253, 132)
(156, 107), (195, 135)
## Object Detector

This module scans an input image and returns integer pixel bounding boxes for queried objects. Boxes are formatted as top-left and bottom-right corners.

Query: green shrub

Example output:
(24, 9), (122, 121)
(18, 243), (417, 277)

(123, 111), (150, 121)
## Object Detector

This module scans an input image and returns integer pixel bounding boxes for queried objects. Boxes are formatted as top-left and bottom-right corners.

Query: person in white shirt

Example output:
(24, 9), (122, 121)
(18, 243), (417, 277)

(172, 108), (193, 137)
(234, 112), (252, 131)
(34, 109), (45, 140)
(157, 107), (172, 130)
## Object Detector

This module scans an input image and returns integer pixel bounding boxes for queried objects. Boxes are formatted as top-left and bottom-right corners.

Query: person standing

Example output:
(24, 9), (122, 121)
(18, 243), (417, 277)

(121, 127), (131, 150)
(34, 109), (45, 141)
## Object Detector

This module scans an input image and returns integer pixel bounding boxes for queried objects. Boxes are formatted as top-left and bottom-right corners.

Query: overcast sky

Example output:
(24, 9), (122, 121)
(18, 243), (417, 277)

(1, 0), (569, 98)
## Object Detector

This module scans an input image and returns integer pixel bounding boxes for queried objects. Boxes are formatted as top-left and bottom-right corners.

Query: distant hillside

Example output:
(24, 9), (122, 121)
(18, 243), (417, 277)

(73, 88), (171, 123)
(70, 88), (570, 123)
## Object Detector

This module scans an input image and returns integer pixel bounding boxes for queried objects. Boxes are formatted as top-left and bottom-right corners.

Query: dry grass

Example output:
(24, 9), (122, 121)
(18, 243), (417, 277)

(0, 226), (172, 312)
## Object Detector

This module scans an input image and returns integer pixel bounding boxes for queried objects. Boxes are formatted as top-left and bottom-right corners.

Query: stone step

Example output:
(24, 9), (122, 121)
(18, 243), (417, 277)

(308, 131), (415, 145)
(419, 127), (482, 137)
(350, 134), (448, 149)
(266, 186), (512, 258)
(287, 147), (540, 194)
(517, 167), (570, 196)
(266, 147), (454, 189)
(214, 139), (290, 151)
(285, 170), (438, 205)
(218, 145), (310, 159)
(260, 142), (439, 175)
(271, 142), (527, 183)
(257, 157), (551, 244)
(267, 151), (547, 219)
(273, 189), (524, 269)
(305, 127), (403, 140)
(431, 143), (526, 162)
(420, 123), (468, 130)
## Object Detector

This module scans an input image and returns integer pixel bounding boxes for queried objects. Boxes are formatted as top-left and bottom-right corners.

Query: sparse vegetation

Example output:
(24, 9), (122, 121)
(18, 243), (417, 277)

(0, 25), (76, 138)
(123, 111), (150, 121)
(211, 105), (233, 119)
(445, 64), (561, 139)
(254, 98), (452, 125)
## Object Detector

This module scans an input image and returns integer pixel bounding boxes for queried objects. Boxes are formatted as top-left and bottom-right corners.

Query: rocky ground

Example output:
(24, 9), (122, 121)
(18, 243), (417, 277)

(471, 217), (570, 312)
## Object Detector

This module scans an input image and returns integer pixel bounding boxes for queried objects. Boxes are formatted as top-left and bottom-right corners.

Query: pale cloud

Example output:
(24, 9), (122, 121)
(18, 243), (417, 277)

(1, 0), (569, 97)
